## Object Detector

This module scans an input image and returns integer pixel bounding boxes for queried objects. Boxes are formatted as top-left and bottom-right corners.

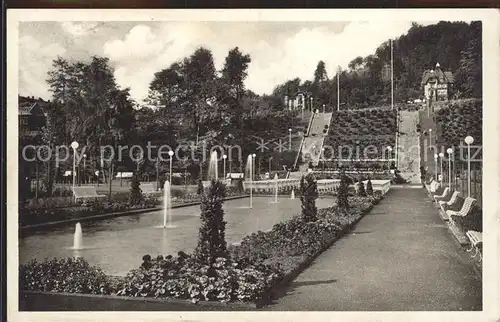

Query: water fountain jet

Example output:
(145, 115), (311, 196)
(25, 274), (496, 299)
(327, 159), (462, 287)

(273, 173), (279, 203)
(73, 222), (83, 250)
(207, 151), (219, 181)
(290, 189), (295, 199)
(245, 155), (253, 208)
(162, 180), (174, 228)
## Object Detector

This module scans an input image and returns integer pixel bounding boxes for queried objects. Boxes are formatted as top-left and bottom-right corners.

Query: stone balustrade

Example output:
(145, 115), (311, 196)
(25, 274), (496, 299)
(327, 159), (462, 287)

(240, 178), (391, 195)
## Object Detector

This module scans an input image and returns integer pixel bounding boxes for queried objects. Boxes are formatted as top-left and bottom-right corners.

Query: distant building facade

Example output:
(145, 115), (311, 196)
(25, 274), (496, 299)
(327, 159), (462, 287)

(19, 97), (48, 137)
(421, 63), (454, 101)
(284, 91), (313, 111)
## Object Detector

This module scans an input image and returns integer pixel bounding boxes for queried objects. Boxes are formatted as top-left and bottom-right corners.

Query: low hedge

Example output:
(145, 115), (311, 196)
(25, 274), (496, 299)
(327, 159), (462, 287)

(19, 196), (161, 227)
(20, 195), (381, 304)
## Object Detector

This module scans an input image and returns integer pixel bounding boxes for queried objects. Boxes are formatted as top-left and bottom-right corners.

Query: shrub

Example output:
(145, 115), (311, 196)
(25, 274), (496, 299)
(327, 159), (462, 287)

(366, 178), (374, 195)
(236, 180), (244, 194)
(117, 254), (282, 303)
(299, 174), (318, 222)
(195, 180), (229, 266)
(357, 179), (367, 197)
(337, 169), (349, 209)
(129, 174), (144, 206)
(197, 179), (204, 196)
(20, 257), (112, 294)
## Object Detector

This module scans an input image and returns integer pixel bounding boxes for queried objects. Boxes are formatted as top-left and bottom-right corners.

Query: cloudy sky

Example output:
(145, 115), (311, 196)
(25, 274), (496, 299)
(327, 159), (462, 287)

(19, 20), (440, 103)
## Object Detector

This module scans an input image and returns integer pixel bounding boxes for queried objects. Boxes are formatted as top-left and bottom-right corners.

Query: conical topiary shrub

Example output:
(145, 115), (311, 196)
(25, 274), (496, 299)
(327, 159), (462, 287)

(366, 178), (374, 195)
(337, 169), (349, 209)
(299, 173), (318, 222)
(197, 179), (204, 196)
(195, 180), (228, 265)
(129, 173), (144, 205)
(357, 179), (367, 197)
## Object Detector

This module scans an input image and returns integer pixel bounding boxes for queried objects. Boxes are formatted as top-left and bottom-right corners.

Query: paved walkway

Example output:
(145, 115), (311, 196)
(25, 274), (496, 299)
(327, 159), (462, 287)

(265, 188), (482, 311)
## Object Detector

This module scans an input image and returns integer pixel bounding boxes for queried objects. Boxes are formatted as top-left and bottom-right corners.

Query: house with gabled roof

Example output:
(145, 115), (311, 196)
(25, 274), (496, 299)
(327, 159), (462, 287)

(19, 96), (48, 136)
(284, 91), (313, 111)
(421, 63), (455, 101)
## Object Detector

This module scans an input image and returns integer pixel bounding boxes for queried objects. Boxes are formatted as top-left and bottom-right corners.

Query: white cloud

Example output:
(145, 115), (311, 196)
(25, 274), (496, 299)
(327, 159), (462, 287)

(22, 21), (445, 103)
(103, 25), (166, 61)
(18, 35), (66, 100)
(61, 22), (98, 37)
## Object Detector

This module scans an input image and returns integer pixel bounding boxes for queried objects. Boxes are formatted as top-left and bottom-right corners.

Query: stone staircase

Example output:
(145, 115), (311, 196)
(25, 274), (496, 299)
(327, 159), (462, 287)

(397, 110), (421, 184)
(300, 112), (332, 167)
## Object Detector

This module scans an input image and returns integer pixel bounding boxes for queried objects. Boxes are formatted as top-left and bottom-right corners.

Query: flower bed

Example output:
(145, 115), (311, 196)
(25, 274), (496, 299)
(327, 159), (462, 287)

(323, 108), (397, 160)
(20, 195), (381, 307)
(19, 196), (161, 227)
(20, 188), (246, 227)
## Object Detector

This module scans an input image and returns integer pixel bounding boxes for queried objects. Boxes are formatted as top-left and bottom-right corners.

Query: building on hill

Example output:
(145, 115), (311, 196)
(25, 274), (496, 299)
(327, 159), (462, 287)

(19, 96), (48, 136)
(421, 63), (454, 101)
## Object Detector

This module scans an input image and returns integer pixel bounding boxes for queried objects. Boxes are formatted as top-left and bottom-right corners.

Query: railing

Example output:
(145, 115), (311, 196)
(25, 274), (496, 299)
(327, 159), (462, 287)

(292, 112), (316, 171)
(242, 178), (392, 195)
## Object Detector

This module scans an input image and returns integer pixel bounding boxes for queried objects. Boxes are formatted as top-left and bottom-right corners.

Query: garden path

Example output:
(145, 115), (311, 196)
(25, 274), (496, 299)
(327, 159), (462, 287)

(265, 188), (481, 311)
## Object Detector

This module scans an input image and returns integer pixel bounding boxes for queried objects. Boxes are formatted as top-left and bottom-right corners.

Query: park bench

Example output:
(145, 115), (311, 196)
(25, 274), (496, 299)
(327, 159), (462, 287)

(465, 230), (482, 261)
(72, 186), (106, 203)
(433, 187), (450, 202)
(439, 191), (461, 212)
(141, 183), (160, 195)
(430, 181), (441, 193)
(446, 197), (477, 226)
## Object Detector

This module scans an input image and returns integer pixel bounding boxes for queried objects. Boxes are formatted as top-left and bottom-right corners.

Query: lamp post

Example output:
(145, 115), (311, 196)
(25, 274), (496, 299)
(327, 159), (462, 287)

(434, 153), (438, 181)
(429, 129), (433, 150)
(156, 156), (160, 191)
(83, 154), (87, 184)
(447, 148), (453, 188)
(71, 141), (79, 199)
(288, 128), (292, 151)
(168, 150), (174, 184)
(465, 136), (474, 197)
(439, 152), (444, 182)
(223, 154), (227, 180)
(387, 146), (392, 170)
(321, 148), (325, 171)
(322, 104), (325, 113)
(251, 153), (256, 208)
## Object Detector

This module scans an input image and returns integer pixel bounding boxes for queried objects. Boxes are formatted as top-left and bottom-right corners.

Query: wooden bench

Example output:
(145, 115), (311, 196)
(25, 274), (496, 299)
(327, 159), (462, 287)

(439, 191), (460, 211)
(72, 186), (106, 203)
(446, 197), (477, 226)
(465, 230), (482, 261)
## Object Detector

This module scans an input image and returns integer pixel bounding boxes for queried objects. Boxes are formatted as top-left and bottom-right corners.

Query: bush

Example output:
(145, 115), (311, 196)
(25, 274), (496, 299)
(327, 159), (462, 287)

(195, 180), (229, 266)
(129, 174), (144, 205)
(20, 257), (112, 294)
(357, 180), (367, 197)
(366, 178), (374, 195)
(299, 174), (318, 222)
(197, 179), (204, 196)
(116, 254), (282, 303)
(236, 180), (244, 194)
(337, 169), (349, 209)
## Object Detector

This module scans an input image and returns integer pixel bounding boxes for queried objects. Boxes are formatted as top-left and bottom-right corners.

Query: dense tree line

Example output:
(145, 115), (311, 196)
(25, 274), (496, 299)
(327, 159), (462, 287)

(272, 21), (482, 109)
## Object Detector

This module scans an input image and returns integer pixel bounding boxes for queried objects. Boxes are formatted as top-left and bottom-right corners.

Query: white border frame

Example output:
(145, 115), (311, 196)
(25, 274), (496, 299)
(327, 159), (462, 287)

(6, 9), (500, 322)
